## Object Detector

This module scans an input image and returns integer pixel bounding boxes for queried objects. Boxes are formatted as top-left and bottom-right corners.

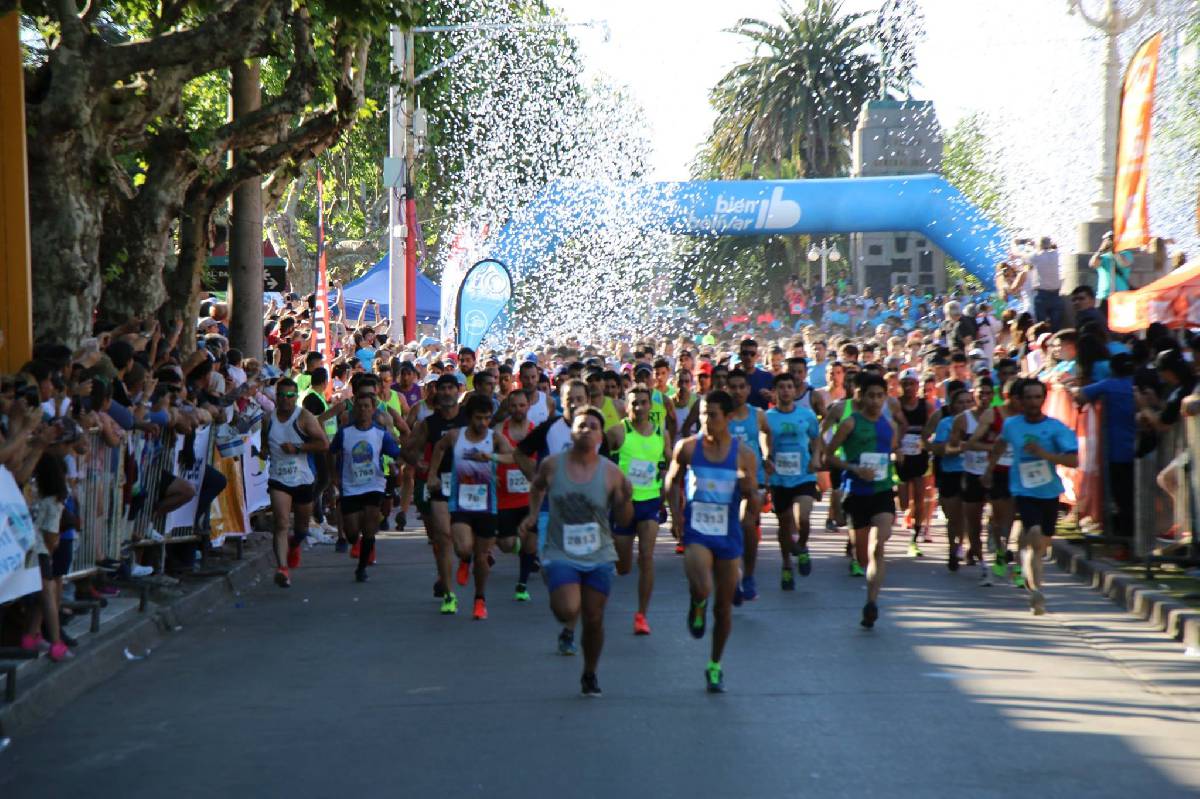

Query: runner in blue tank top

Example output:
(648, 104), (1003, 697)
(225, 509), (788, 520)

(666, 389), (761, 694)
(723, 369), (773, 603)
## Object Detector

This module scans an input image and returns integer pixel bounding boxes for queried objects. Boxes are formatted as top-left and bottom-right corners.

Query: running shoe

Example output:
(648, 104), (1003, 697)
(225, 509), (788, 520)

(977, 566), (992, 587)
(781, 568), (795, 591)
(907, 542), (923, 558)
(948, 550), (960, 572)
(633, 612), (651, 636)
(456, 558), (470, 586)
(861, 601), (879, 629)
(1029, 589), (1046, 616)
(355, 568), (368, 583)
(796, 548), (812, 576)
(992, 557), (1008, 578)
(954, 544), (965, 561)
(274, 568), (291, 588)
(674, 542), (685, 555)
(433, 579), (446, 598)
(350, 539), (361, 559)
(849, 560), (865, 577)
(473, 598), (488, 620)
(922, 527), (934, 543)
(706, 661), (725, 693)
(581, 672), (602, 697)
(558, 628), (577, 656)
(396, 511), (406, 531)
(825, 517), (838, 532)
(48, 640), (74, 662)
(688, 599), (707, 639)
(732, 582), (744, 606)
(440, 592), (458, 615)
(904, 509), (914, 529)
(1012, 566), (1026, 589)
(287, 544), (301, 569)
(741, 574), (758, 601)
(335, 538), (348, 553)
(514, 583), (531, 602)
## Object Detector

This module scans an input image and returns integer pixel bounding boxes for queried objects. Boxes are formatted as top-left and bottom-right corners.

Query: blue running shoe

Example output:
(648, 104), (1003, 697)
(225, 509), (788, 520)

(732, 581), (744, 607)
(741, 574), (758, 601)
(557, 628), (578, 656)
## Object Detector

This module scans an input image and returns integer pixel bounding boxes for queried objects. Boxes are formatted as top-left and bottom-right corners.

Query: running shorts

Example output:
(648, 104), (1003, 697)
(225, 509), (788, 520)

(268, 480), (314, 505)
(614, 498), (662, 535)
(935, 470), (963, 500)
(339, 491), (384, 515)
(1015, 496), (1059, 536)
(843, 490), (896, 530)
(896, 453), (930, 482)
(769, 482), (820, 512)
(496, 507), (527, 539)
(988, 470), (1011, 500)
(543, 560), (614, 596)
(450, 510), (498, 538)
(962, 474), (987, 504)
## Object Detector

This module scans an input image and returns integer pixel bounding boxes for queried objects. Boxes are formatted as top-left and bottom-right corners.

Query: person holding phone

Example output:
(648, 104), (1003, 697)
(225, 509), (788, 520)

(1088, 230), (1134, 311)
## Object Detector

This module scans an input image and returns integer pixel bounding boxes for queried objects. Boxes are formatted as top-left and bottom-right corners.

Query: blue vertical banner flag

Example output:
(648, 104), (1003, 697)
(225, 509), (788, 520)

(455, 259), (512, 349)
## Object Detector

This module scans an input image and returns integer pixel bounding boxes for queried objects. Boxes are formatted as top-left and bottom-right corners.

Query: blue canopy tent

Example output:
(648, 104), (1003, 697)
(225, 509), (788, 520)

(338, 255), (441, 324)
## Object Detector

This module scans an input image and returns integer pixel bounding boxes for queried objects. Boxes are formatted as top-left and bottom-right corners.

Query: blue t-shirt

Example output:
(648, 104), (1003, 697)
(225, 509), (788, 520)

(1081, 376), (1135, 463)
(745, 367), (774, 410)
(765, 405), (820, 487)
(809, 361), (828, 390)
(1000, 415), (1078, 498)
(934, 416), (963, 472)
(355, 347), (377, 372)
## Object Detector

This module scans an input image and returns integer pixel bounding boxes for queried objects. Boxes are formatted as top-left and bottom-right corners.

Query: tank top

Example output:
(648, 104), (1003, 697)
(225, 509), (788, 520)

(526, 390), (551, 426)
(268, 406), (314, 487)
(545, 417), (574, 455)
(989, 409), (1013, 471)
(337, 424), (390, 496)
(899, 398), (927, 457)
(301, 388), (338, 437)
(962, 411), (988, 475)
(684, 438), (742, 545)
(600, 396), (623, 431)
(379, 389), (404, 420)
(842, 411), (894, 496)
(673, 393), (697, 436)
(415, 400), (434, 422)
(649, 389), (668, 432)
(617, 419), (664, 502)
(542, 454), (616, 566)
(727, 406), (765, 483)
(420, 411), (458, 493)
(797, 385), (814, 411)
(401, 383), (422, 408)
(497, 420), (533, 510)
(934, 415), (963, 473)
(449, 428), (495, 513)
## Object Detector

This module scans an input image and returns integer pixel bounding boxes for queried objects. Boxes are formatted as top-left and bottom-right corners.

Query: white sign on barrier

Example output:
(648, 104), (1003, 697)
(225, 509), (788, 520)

(243, 432), (270, 514)
(165, 426), (211, 534)
(0, 466), (41, 603)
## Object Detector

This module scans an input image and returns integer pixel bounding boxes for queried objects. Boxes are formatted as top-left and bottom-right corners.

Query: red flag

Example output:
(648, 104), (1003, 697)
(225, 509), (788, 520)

(309, 168), (334, 372)
(1113, 32), (1162, 252)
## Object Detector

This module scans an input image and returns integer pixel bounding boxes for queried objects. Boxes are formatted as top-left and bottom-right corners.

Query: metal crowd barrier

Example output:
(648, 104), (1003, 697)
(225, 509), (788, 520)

(1134, 413), (1200, 565)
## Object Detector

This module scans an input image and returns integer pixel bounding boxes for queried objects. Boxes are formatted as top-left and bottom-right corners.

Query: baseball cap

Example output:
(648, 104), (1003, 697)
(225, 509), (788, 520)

(968, 348), (985, 359)
(696, 362), (713, 375)
(899, 368), (920, 382)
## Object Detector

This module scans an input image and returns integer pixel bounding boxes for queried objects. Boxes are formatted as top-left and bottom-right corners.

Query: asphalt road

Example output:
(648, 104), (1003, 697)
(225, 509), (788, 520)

(3, 508), (1199, 798)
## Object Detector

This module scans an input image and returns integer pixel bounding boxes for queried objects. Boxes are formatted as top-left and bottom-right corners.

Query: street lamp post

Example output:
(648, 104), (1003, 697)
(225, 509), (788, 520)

(807, 238), (841, 289)
(1066, 0), (1157, 221)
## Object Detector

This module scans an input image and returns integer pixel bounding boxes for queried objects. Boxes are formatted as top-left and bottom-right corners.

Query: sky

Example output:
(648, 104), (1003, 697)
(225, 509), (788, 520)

(550, 0), (1112, 180)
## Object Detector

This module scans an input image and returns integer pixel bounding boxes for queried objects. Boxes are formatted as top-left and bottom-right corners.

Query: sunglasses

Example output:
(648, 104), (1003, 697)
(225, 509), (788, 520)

(279, 391), (298, 398)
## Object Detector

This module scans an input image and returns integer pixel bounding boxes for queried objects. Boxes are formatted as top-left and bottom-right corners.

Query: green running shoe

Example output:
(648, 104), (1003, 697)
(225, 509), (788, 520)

(514, 583), (531, 602)
(796, 549), (812, 576)
(907, 542), (923, 558)
(992, 558), (1008, 578)
(440, 592), (458, 615)
(781, 568), (795, 591)
(849, 561), (865, 577)
(706, 661), (725, 693)
(688, 599), (707, 639)
(1012, 566), (1025, 589)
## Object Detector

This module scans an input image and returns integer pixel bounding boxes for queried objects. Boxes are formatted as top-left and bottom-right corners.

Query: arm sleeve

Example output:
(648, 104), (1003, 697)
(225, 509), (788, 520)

(381, 431), (403, 459)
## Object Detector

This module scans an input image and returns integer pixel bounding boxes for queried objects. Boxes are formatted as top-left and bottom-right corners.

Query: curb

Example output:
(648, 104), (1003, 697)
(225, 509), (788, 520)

(0, 536), (275, 737)
(1051, 538), (1200, 651)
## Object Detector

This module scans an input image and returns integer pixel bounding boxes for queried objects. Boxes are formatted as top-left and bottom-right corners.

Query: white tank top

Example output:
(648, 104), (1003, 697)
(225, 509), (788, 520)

(268, 406), (315, 487)
(546, 417), (573, 454)
(451, 428), (495, 513)
(526, 390), (551, 426)
(338, 424), (389, 496)
(416, 400), (433, 422)
(797, 385), (814, 411)
(962, 411), (988, 475)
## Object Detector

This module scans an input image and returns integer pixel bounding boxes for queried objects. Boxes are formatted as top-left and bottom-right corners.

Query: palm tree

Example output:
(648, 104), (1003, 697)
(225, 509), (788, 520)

(701, 0), (911, 180)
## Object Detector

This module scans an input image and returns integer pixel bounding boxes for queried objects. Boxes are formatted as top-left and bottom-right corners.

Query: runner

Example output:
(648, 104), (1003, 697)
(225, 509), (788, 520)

(665, 390), (761, 693)
(519, 408), (634, 696)
(724, 369), (772, 602)
(605, 386), (670, 635)
(930, 388), (972, 572)
(983, 378), (1079, 615)
(765, 372), (822, 588)
(495, 390), (538, 602)
(967, 377), (1022, 588)
(586, 368), (624, 431)
(330, 388), (402, 582)
(895, 368), (932, 556)
(401, 373), (462, 614)
(427, 393), (516, 620)
(262, 377), (329, 588)
(825, 373), (898, 628)
(949, 375), (995, 585)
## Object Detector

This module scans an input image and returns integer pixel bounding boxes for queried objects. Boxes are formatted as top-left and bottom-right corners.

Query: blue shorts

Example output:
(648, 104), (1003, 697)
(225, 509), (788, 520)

(682, 530), (743, 561)
(614, 498), (662, 535)
(542, 561), (615, 596)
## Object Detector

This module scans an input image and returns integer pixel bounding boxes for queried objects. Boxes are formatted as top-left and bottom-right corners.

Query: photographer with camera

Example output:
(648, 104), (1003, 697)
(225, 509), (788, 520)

(1088, 230), (1134, 315)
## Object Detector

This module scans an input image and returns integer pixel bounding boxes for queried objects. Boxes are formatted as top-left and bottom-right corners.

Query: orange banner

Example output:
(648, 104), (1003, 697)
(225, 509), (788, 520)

(209, 443), (250, 546)
(1112, 32), (1162, 252)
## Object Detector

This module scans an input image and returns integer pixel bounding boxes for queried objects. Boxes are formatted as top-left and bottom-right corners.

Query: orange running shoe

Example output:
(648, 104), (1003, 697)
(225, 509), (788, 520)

(350, 538), (361, 559)
(274, 567), (291, 588)
(633, 612), (651, 636)
(674, 542), (685, 555)
(287, 544), (301, 569)
(456, 558), (471, 586)
(473, 597), (488, 620)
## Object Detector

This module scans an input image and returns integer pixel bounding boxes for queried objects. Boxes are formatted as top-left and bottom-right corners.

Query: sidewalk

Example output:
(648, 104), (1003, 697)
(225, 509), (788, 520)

(0, 534), (276, 737)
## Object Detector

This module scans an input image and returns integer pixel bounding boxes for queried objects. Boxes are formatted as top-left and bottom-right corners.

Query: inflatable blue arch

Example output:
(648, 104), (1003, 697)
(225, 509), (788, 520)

(467, 173), (1008, 346)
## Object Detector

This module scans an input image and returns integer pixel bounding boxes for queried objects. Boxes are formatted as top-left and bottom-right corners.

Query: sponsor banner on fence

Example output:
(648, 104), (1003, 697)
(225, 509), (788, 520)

(0, 466), (41, 604)
(243, 432), (270, 514)
(165, 426), (212, 535)
(209, 441), (251, 546)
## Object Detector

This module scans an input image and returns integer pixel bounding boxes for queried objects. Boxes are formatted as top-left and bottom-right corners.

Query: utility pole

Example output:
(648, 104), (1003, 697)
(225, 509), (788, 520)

(228, 58), (264, 360)
(386, 27), (409, 343)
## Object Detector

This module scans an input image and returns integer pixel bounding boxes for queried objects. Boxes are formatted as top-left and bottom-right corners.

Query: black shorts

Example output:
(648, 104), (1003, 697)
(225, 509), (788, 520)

(52, 537), (74, 578)
(496, 507), (527, 539)
(936, 471), (963, 499)
(450, 511), (498, 538)
(962, 474), (987, 503)
(896, 453), (930, 482)
(769, 483), (820, 511)
(340, 491), (385, 515)
(828, 468), (845, 491)
(268, 480), (315, 505)
(37, 552), (52, 580)
(843, 490), (896, 530)
(989, 470), (1012, 500)
(1016, 496), (1059, 536)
